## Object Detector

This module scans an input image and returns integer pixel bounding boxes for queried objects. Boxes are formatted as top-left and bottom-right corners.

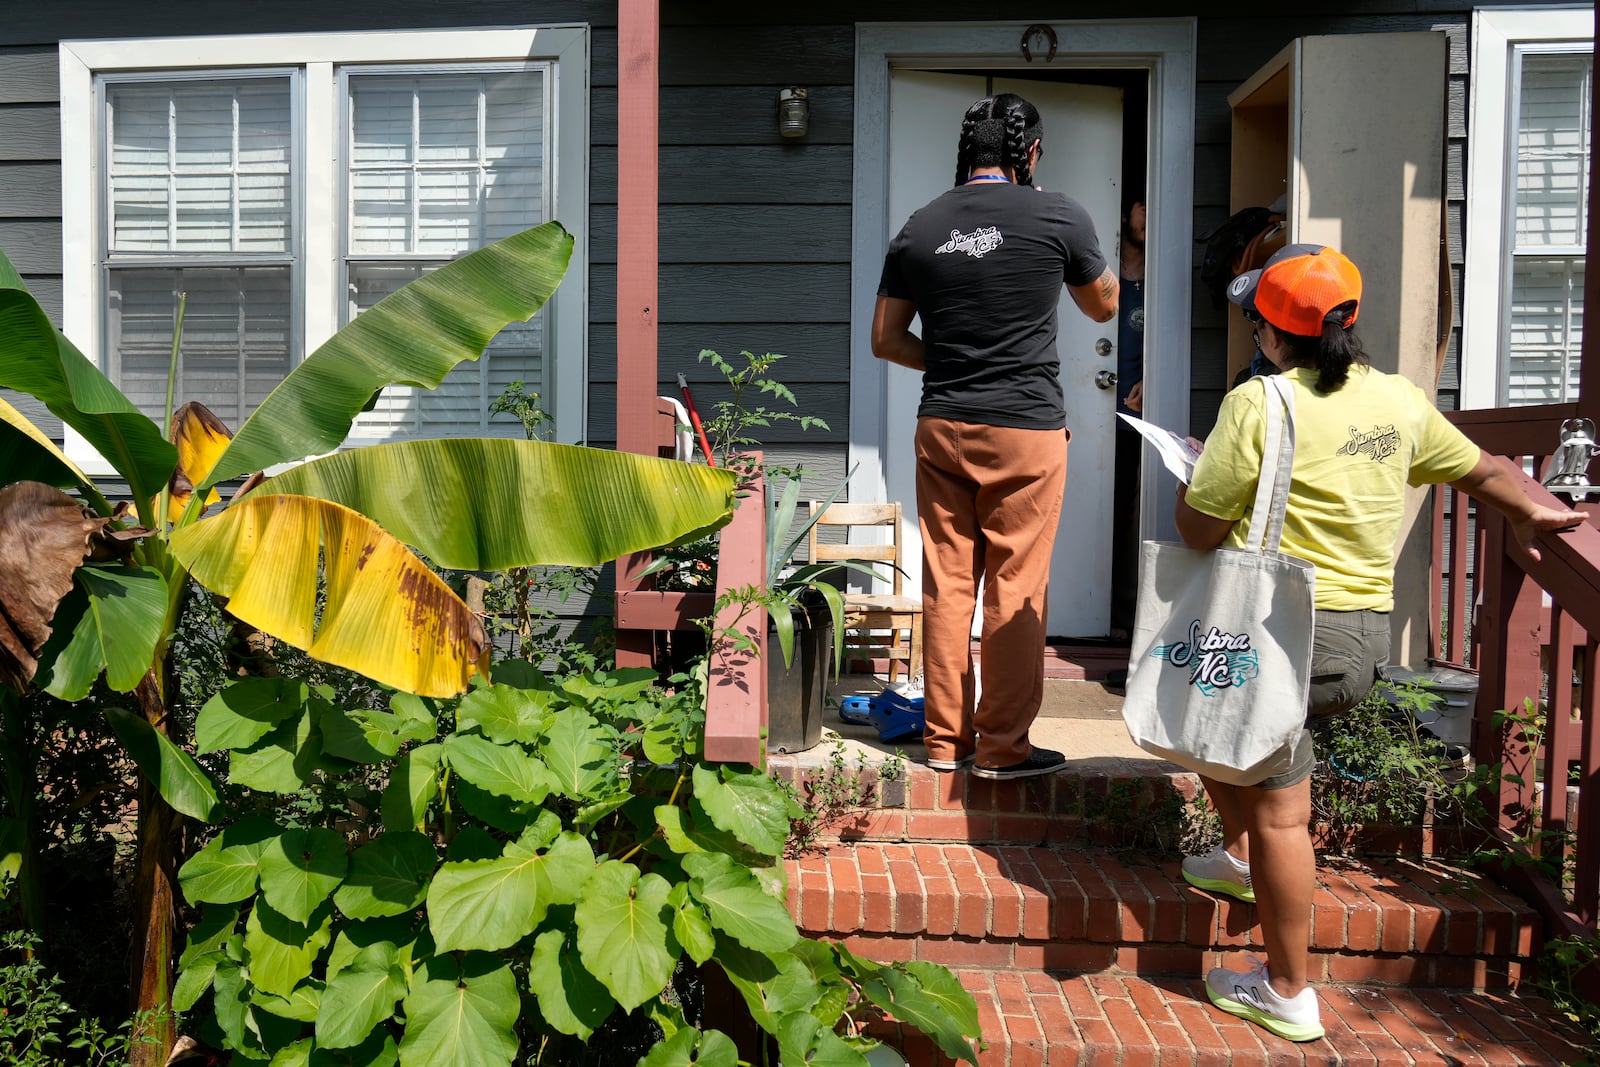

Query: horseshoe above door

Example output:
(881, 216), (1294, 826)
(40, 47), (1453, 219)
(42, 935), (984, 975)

(1020, 24), (1058, 63)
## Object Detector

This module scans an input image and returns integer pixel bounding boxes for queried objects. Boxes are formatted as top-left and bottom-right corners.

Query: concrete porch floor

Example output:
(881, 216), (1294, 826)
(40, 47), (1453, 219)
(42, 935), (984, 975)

(793, 675), (1164, 771)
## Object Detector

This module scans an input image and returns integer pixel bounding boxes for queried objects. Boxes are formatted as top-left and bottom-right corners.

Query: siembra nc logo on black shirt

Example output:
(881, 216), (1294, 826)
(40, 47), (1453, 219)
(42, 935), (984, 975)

(1335, 425), (1402, 463)
(934, 226), (1005, 258)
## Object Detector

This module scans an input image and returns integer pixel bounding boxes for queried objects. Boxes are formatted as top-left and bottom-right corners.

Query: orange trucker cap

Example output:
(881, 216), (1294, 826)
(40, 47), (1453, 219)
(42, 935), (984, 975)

(1226, 243), (1361, 337)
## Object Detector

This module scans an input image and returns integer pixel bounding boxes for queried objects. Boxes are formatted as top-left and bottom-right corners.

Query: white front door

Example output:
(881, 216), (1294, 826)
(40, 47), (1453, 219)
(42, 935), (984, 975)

(884, 70), (1124, 637)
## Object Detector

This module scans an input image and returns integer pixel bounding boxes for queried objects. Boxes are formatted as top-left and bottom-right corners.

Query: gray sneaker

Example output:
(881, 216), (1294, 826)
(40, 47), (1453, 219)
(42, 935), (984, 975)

(1181, 846), (1255, 903)
(926, 753), (975, 772)
(1205, 959), (1324, 1042)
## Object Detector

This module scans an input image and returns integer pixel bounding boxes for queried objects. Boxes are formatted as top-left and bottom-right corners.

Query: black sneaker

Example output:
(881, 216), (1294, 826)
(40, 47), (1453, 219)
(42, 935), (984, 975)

(972, 747), (1068, 780)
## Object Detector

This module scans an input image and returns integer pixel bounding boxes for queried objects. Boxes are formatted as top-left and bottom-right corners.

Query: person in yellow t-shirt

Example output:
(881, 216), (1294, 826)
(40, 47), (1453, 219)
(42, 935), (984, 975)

(1173, 244), (1585, 1044)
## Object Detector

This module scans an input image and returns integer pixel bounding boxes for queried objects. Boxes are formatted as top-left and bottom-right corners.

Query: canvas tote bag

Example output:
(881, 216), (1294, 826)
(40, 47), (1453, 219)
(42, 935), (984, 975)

(1121, 374), (1316, 786)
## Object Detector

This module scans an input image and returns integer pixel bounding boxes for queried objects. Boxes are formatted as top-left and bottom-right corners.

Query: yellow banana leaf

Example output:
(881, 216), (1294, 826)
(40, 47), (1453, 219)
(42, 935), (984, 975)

(166, 402), (230, 523)
(170, 494), (490, 697)
(255, 438), (738, 571)
(0, 394), (95, 495)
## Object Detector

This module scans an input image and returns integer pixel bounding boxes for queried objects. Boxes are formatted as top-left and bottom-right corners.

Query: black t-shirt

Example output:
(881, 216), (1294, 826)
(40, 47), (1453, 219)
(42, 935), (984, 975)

(878, 182), (1107, 430)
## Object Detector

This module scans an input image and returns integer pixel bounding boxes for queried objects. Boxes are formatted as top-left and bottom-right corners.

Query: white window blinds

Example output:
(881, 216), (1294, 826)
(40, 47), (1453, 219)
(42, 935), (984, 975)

(1506, 52), (1592, 404)
(346, 68), (548, 437)
(104, 77), (295, 428)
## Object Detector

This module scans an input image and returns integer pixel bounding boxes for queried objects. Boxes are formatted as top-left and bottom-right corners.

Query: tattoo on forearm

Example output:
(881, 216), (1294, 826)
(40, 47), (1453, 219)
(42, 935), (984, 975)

(1097, 269), (1117, 303)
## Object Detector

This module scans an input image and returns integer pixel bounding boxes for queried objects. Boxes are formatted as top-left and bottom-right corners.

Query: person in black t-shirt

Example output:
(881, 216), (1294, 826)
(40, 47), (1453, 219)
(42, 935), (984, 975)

(872, 92), (1118, 781)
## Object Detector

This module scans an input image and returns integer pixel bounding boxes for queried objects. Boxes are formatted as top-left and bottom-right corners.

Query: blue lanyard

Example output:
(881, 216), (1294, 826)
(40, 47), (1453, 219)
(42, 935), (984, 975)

(966, 175), (1010, 183)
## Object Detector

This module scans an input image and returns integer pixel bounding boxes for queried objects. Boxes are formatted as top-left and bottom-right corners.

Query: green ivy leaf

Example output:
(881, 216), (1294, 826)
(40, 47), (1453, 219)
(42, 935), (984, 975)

(174, 950), (223, 1013)
(861, 962), (981, 1065)
(684, 852), (798, 954)
(255, 980), (323, 1023)
(456, 685), (555, 745)
(39, 564), (166, 699)
(665, 883), (715, 966)
(212, 957), (259, 1053)
(539, 711), (615, 799)
(197, 678), (309, 754)
(452, 778), (537, 835)
(334, 831), (436, 919)
(574, 861), (679, 1011)
(325, 917), (415, 984)
(691, 764), (791, 857)
(527, 925), (616, 1039)
(320, 707), (405, 764)
(777, 1012), (869, 1067)
(427, 830), (593, 953)
(180, 902), (243, 969)
(656, 806), (706, 855)
(398, 953), (519, 1067)
(381, 744), (441, 832)
(560, 668), (659, 708)
(316, 944), (408, 1049)
(179, 820), (281, 905)
(230, 709), (323, 793)
(637, 1026), (739, 1067)
(716, 937), (821, 1032)
(104, 707), (224, 823)
(788, 939), (850, 1027)
(442, 733), (554, 803)
(244, 899), (334, 999)
(258, 827), (348, 924)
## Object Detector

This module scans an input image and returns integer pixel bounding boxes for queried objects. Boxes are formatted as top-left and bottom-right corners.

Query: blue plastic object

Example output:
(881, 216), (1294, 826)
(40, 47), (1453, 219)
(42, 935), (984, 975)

(837, 688), (926, 744)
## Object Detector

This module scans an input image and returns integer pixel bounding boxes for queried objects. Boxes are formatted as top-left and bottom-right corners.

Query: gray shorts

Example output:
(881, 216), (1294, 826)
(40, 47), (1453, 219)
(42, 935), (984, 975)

(1256, 608), (1390, 790)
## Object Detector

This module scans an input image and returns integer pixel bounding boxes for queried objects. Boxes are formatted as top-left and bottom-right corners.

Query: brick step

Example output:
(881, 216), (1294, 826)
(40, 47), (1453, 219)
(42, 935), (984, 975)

(861, 970), (1595, 1066)
(773, 757), (1203, 847)
(785, 844), (1540, 990)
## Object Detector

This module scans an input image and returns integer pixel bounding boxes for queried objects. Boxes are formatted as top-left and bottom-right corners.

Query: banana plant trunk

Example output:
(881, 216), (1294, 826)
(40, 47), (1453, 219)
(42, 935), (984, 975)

(129, 670), (179, 1066)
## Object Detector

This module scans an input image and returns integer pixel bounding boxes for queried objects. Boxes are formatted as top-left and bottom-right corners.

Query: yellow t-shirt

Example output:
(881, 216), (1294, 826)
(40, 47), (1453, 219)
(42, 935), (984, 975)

(1184, 366), (1480, 612)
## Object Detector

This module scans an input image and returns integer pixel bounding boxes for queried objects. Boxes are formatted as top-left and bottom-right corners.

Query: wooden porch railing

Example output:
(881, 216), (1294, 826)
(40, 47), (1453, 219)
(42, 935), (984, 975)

(614, 399), (768, 765)
(1434, 402), (1600, 948)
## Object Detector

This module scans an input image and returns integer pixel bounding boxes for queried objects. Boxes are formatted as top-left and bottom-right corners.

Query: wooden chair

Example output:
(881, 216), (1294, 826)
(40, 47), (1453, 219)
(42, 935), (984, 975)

(807, 501), (923, 684)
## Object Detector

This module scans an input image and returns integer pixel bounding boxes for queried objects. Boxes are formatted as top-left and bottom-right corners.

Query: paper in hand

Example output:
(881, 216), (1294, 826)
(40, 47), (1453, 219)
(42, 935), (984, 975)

(1118, 412), (1201, 485)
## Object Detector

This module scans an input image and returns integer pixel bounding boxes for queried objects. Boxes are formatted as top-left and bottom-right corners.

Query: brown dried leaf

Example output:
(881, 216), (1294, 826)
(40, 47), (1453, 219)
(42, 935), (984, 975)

(0, 482), (110, 691)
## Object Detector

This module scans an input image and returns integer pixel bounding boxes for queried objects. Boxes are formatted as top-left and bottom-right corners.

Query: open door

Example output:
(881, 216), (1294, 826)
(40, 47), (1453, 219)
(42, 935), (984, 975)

(884, 69), (1123, 637)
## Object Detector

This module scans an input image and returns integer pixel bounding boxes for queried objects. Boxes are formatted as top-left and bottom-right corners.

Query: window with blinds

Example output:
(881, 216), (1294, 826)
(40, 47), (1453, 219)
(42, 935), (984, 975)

(1505, 51), (1591, 405)
(345, 67), (548, 438)
(104, 76), (295, 429)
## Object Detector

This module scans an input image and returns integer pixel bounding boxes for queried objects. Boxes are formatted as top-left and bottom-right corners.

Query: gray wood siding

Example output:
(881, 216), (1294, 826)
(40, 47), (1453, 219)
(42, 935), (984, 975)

(0, 5), (1529, 472)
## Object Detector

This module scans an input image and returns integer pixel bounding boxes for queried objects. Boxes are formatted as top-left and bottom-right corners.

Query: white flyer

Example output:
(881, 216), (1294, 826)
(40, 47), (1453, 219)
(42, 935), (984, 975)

(1118, 413), (1202, 485)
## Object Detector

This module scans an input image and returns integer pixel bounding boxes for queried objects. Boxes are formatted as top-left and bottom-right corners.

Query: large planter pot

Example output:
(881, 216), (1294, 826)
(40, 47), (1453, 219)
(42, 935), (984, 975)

(768, 599), (834, 754)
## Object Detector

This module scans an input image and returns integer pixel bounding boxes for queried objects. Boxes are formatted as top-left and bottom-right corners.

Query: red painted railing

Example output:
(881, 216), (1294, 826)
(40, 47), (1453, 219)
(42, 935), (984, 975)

(1434, 403), (1600, 945)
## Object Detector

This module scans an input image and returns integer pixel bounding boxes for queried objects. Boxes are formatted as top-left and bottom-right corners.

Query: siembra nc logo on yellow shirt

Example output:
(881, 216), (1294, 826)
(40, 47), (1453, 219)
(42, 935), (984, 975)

(1335, 424), (1402, 463)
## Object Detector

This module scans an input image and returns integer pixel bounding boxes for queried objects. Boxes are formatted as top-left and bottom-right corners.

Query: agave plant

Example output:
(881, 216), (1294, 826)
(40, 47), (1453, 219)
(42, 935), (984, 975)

(0, 222), (737, 1064)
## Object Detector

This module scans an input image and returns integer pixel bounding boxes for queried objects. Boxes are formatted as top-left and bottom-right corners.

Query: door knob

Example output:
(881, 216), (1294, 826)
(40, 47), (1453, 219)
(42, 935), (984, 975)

(1095, 370), (1118, 390)
(1095, 337), (1113, 357)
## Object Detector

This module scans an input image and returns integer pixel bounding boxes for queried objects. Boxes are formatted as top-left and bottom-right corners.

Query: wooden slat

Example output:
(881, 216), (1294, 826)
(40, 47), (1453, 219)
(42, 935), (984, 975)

(0, 219), (61, 273)
(1579, 633), (1600, 925)
(0, 106), (59, 160)
(586, 322), (851, 381)
(590, 264), (849, 322)
(1544, 608), (1577, 878)
(0, 50), (57, 104)
(589, 204), (850, 264)
(0, 162), (60, 217)
(1447, 402), (1579, 456)
(591, 145), (854, 205)
(591, 85), (853, 146)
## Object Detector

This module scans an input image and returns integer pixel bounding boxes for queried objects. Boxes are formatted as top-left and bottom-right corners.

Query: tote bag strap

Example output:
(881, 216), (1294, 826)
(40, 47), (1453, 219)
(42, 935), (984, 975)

(1244, 373), (1297, 555)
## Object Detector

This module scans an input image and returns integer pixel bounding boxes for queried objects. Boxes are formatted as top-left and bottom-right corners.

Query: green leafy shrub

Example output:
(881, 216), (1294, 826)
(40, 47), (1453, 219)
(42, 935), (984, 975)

(171, 662), (983, 1065)
(0, 930), (163, 1066)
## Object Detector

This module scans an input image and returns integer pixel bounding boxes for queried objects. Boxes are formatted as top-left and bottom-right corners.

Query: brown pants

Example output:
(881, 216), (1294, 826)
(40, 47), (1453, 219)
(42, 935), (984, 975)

(915, 417), (1068, 767)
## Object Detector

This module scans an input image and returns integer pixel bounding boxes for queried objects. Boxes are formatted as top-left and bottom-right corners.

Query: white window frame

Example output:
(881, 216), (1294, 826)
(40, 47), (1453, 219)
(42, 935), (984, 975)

(1461, 7), (1592, 409)
(60, 26), (590, 476)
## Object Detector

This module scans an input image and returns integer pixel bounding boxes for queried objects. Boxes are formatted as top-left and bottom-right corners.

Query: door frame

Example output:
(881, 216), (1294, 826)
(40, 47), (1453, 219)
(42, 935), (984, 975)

(850, 19), (1197, 547)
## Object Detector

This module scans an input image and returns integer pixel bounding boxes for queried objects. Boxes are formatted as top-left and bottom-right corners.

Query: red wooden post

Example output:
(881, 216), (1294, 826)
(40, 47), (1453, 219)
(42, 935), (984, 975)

(1579, 3), (1600, 423)
(704, 458), (768, 766)
(1576, 633), (1600, 924)
(1474, 512), (1544, 826)
(613, 0), (661, 670)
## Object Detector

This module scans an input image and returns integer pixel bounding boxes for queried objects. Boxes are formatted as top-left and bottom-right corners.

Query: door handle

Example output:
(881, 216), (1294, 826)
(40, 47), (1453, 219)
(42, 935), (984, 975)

(1095, 370), (1117, 390)
(1095, 337), (1113, 357)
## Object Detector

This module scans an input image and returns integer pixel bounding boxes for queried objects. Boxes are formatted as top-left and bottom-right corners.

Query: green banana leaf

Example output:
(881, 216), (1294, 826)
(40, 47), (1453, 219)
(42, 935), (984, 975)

(0, 395), (111, 511)
(200, 222), (575, 491)
(0, 250), (175, 513)
(255, 439), (739, 571)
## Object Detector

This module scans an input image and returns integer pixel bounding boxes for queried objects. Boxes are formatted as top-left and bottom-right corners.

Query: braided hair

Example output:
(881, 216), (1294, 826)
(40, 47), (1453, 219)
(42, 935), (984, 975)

(953, 93), (1043, 187)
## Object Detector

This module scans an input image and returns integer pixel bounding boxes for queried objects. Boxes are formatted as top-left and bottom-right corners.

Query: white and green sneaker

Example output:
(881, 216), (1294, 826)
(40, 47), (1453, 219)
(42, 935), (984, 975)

(1181, 846), (1255, 903)
(1205, 960), (1325, 1043)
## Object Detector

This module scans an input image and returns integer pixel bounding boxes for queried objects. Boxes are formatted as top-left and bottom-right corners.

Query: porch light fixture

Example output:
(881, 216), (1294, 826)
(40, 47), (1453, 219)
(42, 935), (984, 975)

(777, 86), (809, 138)
(1542, 417), (1600, 501)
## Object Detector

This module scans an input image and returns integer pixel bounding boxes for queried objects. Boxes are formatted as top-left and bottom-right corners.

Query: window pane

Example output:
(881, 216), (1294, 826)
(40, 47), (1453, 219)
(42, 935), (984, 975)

(1507, 256), (1585, 404)
(108, 78), (292, 254)
(347, 68), (544, 255)
(346, 260), (543, 436)
(109, 266), (292, 429)
(1515, 53), (1592, 248)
